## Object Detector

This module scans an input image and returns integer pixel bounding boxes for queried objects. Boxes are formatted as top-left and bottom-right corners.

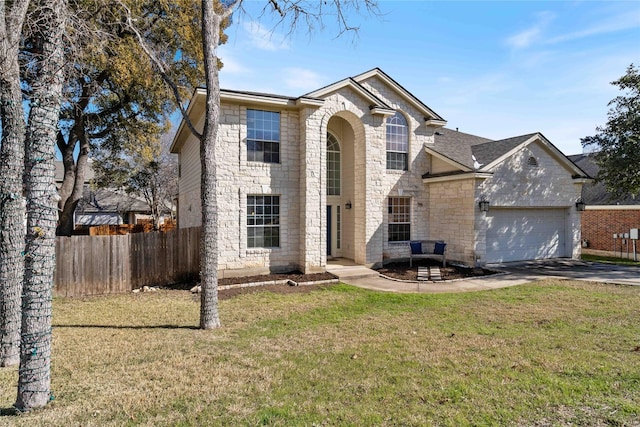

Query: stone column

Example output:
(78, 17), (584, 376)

(298, 108), (326, 273)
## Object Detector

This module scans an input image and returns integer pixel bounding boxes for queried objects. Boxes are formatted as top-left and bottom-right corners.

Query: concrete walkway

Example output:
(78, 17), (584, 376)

(326, 258), (640, 294)
(326, 258), (530, 294)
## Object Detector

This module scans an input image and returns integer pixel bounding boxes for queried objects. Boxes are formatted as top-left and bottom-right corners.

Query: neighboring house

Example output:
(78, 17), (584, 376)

(54, 160), (167, 229)
(569, 153), (640, 251)
(171, 68), (590, 277)
(75, 187), (157, 227)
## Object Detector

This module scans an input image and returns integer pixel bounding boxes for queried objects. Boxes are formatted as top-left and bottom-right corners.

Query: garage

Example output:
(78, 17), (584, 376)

(485, 208), (567, 263)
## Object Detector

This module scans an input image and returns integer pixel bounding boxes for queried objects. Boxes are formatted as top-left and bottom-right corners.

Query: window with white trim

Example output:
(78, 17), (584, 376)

(388, 197), (411, 242)
(247, 109), (280, 163)
(327, 133), (341, 196)
(386, 112), (408, 170)
(247, 195), (280, 248)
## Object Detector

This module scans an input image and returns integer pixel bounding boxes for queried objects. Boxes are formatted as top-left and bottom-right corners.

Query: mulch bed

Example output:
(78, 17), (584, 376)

(164, 271), (338, 300)
(376, 259), (494, 281)
(164, 262), (495, 301)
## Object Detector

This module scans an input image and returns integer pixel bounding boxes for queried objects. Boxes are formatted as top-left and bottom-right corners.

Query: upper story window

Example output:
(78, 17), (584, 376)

(386, 112), (408, 171)
(247, 109), (280, 163)
(327, 133), (341, 196)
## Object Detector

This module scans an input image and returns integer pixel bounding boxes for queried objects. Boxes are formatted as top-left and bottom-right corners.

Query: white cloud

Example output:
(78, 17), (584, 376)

(546, 9), (640, 44)
(282, 68), (324, 92)
(218, 47), (249, 74)
(505, 11), (555, 49)
(242, 21), (289, 51)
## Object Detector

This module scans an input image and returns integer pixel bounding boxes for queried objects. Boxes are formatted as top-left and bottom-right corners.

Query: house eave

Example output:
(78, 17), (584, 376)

(586, 205), (640, 210)
(170, 88), (207, 154)
(425, 118), (447, 128)
(220, 90), (310, 108)
(370, 106), (396, 116)
(572, 177), (593, 184)
(296, 97), (325, 107)
(422, 171), (493, 184)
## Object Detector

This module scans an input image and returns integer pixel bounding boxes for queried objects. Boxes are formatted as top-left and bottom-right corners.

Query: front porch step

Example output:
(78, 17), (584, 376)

(429, 266), (442, 281)
(418, 266), (442, 281)
(326, 264), (380, 281)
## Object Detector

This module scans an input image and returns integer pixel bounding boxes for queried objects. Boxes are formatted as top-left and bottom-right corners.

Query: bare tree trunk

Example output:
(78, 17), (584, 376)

(56, 123), (91, 236)
(0, 1), (30, 368)
(198, 0), (224, 329)
(16, 0), (66, 411)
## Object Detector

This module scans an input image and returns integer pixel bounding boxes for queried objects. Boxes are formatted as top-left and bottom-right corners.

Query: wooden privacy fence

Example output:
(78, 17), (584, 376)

(55, 227), (201, 297)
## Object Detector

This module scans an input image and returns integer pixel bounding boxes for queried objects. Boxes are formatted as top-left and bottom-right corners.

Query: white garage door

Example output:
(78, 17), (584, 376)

(485, 208), (567, 263)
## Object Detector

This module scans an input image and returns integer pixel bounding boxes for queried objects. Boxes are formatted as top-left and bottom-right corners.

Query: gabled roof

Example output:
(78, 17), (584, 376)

(306, 68), (446, 123)
(77, 187), (153, 214)
(305, 77), (395, 115)
(568, 153), (640, 205)
(426, 129), (590, 179)
(471, 134), (538, 167)
(352, 68), (446, 123)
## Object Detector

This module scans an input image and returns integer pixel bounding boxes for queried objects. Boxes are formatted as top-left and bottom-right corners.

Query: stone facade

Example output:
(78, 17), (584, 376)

(171, 69), (587, 277)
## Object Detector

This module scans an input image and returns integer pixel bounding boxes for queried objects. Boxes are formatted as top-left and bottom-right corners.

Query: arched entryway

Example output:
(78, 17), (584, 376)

(325, 112), (364, 262)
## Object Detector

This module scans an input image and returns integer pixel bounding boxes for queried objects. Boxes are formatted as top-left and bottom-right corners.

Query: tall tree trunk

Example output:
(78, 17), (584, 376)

(56, 127), (90, 236)
(0, 1), (30, 368)
(198, 0), (225, 329)
(16, 0), (66, 411)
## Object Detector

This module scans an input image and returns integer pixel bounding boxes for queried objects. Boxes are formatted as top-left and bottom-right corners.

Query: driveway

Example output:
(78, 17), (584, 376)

(492, 258), (640, 286)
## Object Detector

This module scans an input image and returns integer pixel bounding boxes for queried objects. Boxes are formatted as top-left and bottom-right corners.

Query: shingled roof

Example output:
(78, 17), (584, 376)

(428, 128), (492, 170)
(429, 129), (540, 170)
(568, 153), (640, 205)
(471, 133), (539, 167)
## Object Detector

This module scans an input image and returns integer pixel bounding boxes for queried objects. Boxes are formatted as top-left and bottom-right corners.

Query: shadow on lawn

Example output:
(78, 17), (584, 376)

(52, 324), (199, 330)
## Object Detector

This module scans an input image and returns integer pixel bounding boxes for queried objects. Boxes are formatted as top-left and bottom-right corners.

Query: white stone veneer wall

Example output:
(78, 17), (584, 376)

(357, 76), (437, 265)
(475, 141), (583, 262)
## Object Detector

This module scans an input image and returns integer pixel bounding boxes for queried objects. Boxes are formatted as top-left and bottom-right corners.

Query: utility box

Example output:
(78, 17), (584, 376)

(631, 229), (639, 240)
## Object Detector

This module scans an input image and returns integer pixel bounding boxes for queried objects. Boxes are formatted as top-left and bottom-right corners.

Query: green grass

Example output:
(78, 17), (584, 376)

(582, 253), (640, 266)
(1, 281), (639, 426)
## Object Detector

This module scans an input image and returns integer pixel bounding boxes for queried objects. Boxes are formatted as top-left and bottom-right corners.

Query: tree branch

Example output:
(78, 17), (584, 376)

(118, 1), (203, 141)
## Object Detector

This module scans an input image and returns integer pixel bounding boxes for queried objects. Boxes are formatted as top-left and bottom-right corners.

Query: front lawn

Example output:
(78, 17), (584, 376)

(1, 280), (639, 426)
(582, 253), (640, 266)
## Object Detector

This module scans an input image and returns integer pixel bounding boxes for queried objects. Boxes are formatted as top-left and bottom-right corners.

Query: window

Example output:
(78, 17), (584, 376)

(388, 197), (411, 242)
(247, 109), (280, 163)
(386, 112), (408, 170)
(247, 195), (280, 248)
(327, 133), (341, 195)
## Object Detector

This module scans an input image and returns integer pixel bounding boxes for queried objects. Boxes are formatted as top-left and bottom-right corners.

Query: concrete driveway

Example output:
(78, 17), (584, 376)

(491, 258), (640, 286)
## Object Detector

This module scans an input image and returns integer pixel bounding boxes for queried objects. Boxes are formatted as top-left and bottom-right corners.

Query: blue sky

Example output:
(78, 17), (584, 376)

(217, 0), (640, 155)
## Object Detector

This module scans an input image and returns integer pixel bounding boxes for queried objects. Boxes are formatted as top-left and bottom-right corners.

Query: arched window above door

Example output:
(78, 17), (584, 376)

(327, 133), (341, 196)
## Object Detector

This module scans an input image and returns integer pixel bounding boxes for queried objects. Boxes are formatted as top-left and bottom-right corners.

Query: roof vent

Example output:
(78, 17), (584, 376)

(527, 156), (538, 167)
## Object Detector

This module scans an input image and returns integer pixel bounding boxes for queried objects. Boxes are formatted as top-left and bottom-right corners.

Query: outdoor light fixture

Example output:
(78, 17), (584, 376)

(478, 196), (490, 212)
(575, 198), (586, 211)
(345, 201), (352, 210)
